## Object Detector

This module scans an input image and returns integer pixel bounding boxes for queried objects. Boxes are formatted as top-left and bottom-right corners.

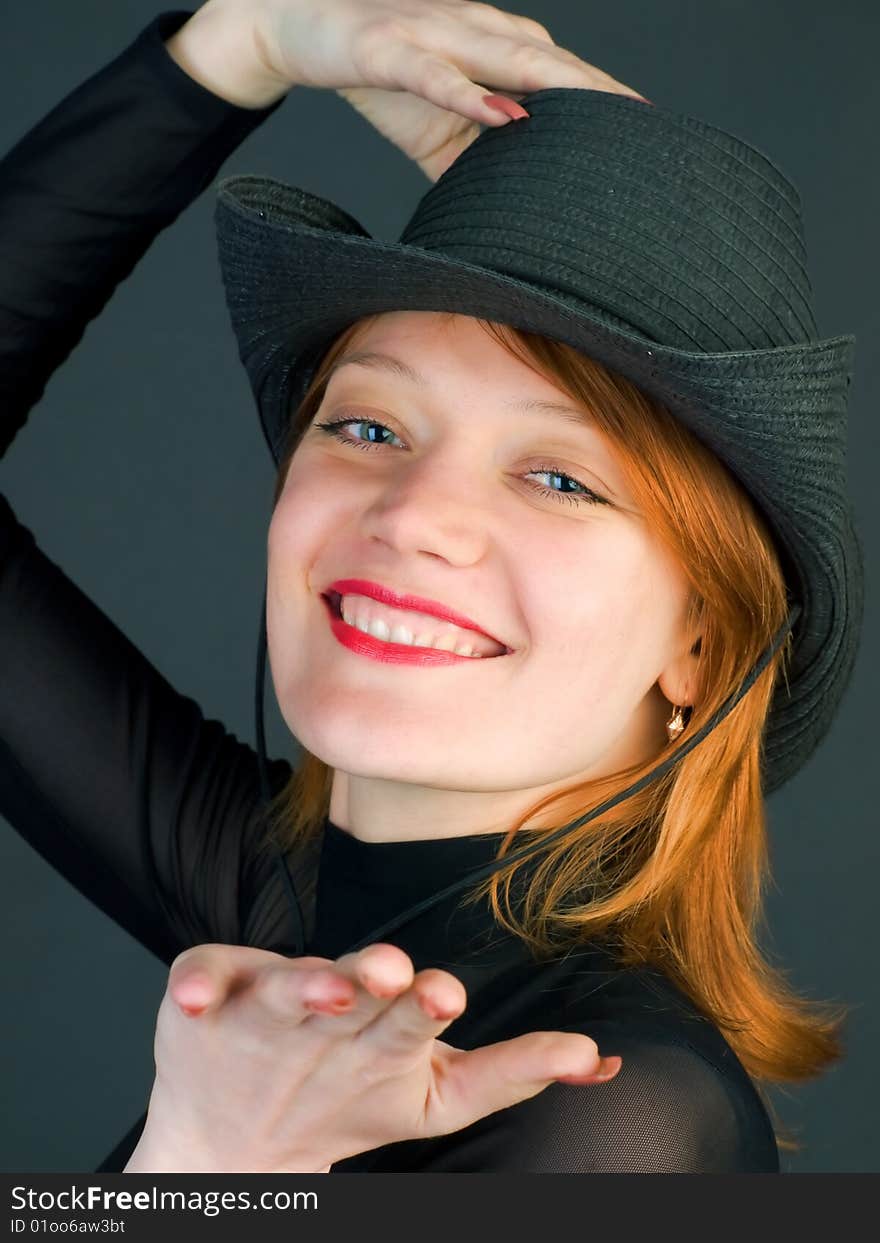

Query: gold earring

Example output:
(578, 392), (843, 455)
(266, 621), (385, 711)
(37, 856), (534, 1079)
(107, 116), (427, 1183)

(666, 704), (687, 743)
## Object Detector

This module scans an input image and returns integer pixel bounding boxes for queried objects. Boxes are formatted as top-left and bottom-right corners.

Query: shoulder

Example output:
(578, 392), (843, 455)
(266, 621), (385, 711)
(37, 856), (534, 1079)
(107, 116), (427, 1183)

(551, 1032), (777, 1171)
(467, 1032), (780, 1173)
(465, 957), (781, 1173)
(595, 964), (778, 1169)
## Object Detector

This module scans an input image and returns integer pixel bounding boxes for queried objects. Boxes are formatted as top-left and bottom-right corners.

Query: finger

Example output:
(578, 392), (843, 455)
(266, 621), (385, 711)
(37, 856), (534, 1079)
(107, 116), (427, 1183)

(294, 947), (463, 1043)
(167, 945), (238, 1016)
(167, 946), (328, 1019)
(382, 48), (528, 128)
(340, 948), (464, 1024)
(167, 944), (249, 1016)
(429, 1031), (622, 1135)
(458, 8), (554, 104)
(420, 24), (647, 107)
(354, 969), (467, 1064)
(333, 943), (416, 1001)
(252, 943), (413, 1030)
(253, 961), (360, 1025)
(459, 3), (558, 47)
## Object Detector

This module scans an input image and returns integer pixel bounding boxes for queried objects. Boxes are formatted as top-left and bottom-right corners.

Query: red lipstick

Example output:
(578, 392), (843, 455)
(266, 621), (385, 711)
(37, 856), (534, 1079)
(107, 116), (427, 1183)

(324, 578), (508, 647)
(320, 594), (509, 666)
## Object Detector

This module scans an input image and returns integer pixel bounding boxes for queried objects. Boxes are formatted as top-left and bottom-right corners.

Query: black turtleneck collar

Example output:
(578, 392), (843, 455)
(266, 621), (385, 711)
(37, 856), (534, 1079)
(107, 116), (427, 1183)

(308, 816), (537, 970)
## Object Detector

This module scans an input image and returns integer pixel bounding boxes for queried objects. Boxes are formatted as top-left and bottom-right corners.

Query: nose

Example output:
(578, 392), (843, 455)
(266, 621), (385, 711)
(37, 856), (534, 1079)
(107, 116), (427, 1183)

(357, 450), (499, 565)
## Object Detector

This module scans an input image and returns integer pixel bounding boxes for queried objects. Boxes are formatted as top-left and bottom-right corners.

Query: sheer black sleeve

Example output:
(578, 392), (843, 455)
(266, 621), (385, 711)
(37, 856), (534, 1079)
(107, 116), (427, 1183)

(0, 499), (295, 963)
(0, 10), (294, 965)
(396, 1035), (780, 1173)
(0, 9), (286, 455)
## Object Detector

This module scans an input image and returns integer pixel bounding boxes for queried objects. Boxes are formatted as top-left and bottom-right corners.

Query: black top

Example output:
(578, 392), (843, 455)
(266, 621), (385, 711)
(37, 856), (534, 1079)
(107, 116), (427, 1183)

(0, 8), (780, 1173)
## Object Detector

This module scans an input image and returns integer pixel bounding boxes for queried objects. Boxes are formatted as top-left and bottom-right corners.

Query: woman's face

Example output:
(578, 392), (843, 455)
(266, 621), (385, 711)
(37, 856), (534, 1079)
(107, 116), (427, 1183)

(266, 311), (699, 841)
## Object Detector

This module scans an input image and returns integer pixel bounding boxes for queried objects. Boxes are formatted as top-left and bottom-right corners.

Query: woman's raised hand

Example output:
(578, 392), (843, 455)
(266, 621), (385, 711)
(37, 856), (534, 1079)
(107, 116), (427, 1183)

(125, 941), (622, 1173)
(246, 0), (650, 181)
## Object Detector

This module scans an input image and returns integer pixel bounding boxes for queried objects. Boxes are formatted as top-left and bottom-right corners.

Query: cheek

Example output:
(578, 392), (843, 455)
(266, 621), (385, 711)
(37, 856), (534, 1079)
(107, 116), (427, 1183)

(268, 463), (332, 581)
(266, 500), (303, 602)
(521, 531), (643, 636)
(265, 485), (325, 656)
(265, 458), (356, 673)
(522, 530), (677, 680)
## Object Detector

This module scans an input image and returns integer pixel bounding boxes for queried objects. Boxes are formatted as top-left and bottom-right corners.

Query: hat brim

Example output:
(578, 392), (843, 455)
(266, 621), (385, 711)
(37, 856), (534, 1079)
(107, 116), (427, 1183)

(215, 174), (864, 796)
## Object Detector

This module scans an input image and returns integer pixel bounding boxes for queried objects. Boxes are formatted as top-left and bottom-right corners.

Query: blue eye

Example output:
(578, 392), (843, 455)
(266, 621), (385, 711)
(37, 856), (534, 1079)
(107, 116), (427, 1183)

(527, 465), (606, 507)
(313, 417), (609, 508)
(317, 418), (393, 451)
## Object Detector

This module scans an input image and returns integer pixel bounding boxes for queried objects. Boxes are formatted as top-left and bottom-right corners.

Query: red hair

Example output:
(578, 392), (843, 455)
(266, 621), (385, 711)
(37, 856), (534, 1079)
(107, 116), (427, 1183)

(259, 312), (851, 1155)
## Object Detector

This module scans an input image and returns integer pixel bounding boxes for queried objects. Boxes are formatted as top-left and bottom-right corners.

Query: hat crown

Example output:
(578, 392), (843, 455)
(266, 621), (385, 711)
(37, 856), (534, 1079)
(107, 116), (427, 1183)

(400, 89), (818, 353)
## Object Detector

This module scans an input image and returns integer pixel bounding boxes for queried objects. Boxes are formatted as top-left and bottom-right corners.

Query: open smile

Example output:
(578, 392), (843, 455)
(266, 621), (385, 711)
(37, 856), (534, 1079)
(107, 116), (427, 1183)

(321, 592), (512, 667)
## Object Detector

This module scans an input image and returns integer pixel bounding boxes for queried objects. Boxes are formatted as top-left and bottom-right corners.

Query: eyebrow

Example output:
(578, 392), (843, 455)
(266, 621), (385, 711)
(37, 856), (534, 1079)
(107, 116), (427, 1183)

(326, 350), (595, 427)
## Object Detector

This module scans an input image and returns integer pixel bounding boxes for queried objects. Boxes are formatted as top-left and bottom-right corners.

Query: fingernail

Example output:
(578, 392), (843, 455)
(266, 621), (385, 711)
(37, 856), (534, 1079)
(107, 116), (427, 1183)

(557, 1055), (622, 1084)
(304, 996), (354, 1014)
(178, 1001), (208, 1018)
(421, 997), (459, 1021)
(482, 94), (530, 121)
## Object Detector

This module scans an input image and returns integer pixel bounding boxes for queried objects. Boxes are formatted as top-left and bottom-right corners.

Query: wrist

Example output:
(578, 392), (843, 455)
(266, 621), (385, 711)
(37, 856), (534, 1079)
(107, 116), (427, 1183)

(124, 1147), (332, 1174)
(163, 1), (292, 110)
(122, 1122), (333, 1174)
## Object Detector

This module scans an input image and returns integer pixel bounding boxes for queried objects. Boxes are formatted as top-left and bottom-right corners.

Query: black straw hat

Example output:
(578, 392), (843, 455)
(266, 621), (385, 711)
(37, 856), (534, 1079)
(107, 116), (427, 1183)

(213, 87), (863, 812)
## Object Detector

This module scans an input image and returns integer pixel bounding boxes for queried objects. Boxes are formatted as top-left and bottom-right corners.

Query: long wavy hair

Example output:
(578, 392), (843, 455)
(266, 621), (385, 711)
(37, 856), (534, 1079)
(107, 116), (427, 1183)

(257, 310), (851, 1155)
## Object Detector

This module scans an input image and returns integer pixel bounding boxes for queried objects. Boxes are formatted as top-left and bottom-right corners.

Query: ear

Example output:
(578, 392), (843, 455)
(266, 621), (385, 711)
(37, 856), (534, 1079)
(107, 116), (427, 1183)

(657, 630), (703, 711)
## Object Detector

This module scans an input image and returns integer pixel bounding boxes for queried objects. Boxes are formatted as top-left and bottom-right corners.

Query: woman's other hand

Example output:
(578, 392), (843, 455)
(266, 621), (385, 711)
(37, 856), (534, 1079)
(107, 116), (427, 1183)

(247, 0), (650, 181)
(124, 941), (622, 1173)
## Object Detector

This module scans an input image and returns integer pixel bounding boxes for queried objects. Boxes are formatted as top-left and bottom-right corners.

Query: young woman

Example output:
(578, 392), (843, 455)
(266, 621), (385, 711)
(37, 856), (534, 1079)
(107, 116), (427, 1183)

(0, 0), (862, 1173)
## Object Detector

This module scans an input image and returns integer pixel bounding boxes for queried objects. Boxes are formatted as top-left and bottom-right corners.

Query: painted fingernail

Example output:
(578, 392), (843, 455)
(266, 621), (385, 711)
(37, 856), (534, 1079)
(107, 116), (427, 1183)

(556, 1055), (622, 1084)
(482, 94), (530, 120)
(178, 1002), (208, 1018)
(304, 996), (354, 1014)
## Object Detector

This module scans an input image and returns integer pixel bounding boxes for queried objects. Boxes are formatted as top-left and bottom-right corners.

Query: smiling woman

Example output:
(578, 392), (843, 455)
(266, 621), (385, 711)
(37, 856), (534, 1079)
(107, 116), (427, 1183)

(257, 307), (847, 1157)
(1, 0), (863, 1178)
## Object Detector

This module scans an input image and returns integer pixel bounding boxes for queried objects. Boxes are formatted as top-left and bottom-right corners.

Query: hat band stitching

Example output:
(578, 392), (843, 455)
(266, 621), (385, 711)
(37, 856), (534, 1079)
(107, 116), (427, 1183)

(225, 213), (851, 377)
(404, 223), (809, 354)
(408, 212), (805, 352)
(404, 229), (740, 352)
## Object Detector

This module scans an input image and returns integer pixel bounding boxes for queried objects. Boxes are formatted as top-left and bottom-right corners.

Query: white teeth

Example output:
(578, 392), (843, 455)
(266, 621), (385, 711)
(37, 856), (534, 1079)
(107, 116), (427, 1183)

(340, 597), (484, 657)
(365, 617), (391, 641)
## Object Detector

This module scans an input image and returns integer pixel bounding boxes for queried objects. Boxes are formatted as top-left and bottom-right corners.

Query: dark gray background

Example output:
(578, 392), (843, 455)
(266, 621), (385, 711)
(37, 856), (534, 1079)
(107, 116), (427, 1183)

(1, 0), (876, 1173)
